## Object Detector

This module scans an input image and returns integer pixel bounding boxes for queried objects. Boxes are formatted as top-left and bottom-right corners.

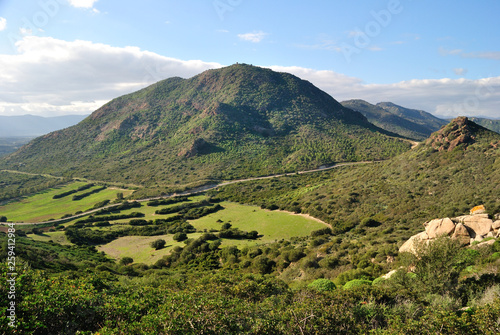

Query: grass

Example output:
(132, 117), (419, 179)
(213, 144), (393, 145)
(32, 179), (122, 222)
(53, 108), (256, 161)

(97, 233), (203, 265)
(190, 202), (327, 243)
(0, 182), (134, 222)
(96, 201), (326, 263)
(29, 231), (72, 245)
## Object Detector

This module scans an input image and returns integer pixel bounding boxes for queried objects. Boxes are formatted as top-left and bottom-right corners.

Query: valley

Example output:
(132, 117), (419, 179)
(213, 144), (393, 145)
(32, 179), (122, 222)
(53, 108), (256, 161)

(0, 65), (499, 334)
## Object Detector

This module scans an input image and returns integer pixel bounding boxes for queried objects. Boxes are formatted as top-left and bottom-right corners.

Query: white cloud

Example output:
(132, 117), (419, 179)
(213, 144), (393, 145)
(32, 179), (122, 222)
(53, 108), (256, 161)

(270, 65), (500, 119)
(68, 0), (98, 8)
(0, 17), (6, 31)
(1, 36), (498, 120)
(238, 31), (268, 43)
(0, 36), (222, 116)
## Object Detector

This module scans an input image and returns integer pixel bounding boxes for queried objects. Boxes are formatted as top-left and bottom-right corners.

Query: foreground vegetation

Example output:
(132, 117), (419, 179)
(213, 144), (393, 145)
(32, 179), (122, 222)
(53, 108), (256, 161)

(1, 235), (500, 334)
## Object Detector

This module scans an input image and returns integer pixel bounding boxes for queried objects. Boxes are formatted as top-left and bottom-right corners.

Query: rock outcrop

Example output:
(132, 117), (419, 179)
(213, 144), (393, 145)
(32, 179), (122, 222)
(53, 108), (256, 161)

(399, 206), (499, 254)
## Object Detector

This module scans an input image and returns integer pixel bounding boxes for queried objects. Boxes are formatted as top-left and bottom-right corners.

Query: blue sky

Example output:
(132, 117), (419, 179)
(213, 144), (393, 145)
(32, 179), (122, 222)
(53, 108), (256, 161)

(0, 0), (499, 118)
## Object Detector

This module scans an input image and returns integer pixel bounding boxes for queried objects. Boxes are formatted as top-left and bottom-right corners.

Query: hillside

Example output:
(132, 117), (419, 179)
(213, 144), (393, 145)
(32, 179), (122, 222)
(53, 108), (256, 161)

(470, 117), (500, 134)
(0, 64), (409, 190)
(216, 117), (500, 248)
(341, 99), (447, 141)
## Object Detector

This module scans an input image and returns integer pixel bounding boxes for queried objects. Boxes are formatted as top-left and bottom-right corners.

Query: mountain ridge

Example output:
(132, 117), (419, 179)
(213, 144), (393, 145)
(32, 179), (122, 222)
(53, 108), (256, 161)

(0, 64), (410, 190)
(341, 99), (447, 141)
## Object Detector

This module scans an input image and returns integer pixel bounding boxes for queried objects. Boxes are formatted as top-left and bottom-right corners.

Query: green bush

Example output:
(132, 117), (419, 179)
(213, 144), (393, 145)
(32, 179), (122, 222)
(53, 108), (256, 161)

(120, 257), (134, 265)
(343, 279), (372, 289)
(173, 233), (187, 242)
(151, 239), (167, 250)
(308, 278), (336, 292)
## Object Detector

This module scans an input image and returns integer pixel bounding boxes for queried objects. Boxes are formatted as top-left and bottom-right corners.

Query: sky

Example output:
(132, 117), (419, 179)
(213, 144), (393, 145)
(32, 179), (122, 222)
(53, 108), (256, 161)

(0, 0), (499, 119)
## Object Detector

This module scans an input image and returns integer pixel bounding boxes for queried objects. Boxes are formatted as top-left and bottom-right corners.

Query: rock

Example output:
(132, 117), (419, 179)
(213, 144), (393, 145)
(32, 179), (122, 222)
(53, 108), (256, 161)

(462, 215), (494, 238)
(474, 235), (484, 243)
(399, 231), (429, 254)
(452, 223), (472, 246)
(470, 205), (486, 215)
(382, 269), (398, 279)
(477, 239), (496, 247)
(493, 220), (500, 230)
(425, 218), (456, 239)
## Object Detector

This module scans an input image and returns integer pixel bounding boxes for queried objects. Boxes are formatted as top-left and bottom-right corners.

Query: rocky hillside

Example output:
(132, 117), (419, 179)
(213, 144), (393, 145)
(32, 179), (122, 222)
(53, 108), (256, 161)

(0, 64), (409, 189)
(424, 116), (496, 152)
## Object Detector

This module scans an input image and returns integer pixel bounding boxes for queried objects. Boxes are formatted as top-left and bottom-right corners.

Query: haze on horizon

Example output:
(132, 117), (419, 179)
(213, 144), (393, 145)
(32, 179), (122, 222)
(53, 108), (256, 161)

(0, 0), (499, 119)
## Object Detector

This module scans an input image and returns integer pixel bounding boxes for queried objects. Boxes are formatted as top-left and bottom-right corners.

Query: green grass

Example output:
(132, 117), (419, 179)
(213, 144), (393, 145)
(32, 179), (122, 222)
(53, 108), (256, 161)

(96, 201), (326, 263)
(0, 182), (133, 222)
(190, 202), (327, 243)
(29, 231), (72, 245)
(97, 233), (203, 265)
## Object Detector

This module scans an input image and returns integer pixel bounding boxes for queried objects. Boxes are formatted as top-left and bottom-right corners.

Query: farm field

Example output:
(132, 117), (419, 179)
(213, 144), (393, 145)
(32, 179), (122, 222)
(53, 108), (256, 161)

(0, 181), (133, 222)
(190, 202), (327, 243)
(97, 233), (203, 264)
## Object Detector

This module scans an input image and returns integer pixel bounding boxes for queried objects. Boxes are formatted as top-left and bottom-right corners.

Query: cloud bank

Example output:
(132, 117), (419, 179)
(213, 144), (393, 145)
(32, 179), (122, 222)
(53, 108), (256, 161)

(1, 36), (499, 119)
(0, 36), (222, 116)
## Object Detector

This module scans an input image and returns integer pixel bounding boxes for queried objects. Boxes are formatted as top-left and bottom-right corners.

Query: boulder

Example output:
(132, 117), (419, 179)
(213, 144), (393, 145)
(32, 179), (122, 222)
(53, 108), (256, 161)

(470, 205), (486, 215)
(493, 220), (500, 230)
(399, 231), (429, 254)
(451, 223), (471, 246)
(425, 218), (456, 239)
(462, 215), (494, 238)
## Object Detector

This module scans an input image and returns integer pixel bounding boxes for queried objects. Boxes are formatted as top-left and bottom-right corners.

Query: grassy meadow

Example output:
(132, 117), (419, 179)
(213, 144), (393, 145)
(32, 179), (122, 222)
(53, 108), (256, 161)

(0, 181), (133, 222)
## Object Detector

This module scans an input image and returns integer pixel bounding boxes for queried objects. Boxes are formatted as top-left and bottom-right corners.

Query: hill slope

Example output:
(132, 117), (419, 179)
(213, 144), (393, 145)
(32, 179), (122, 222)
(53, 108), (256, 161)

(0, 64), (409, 189)
(341, 99), (447, 140)
(469, 117), (500, 134)
(216, 117), (500, 234)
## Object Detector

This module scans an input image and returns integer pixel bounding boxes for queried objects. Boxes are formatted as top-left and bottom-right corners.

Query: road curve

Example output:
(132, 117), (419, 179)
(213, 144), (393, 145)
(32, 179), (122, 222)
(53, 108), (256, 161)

(3, 161), (380, 226)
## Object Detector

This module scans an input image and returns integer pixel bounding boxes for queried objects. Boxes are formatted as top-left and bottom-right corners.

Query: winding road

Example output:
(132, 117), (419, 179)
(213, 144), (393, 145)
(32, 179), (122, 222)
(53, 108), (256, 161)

(2, 160), (381, 225)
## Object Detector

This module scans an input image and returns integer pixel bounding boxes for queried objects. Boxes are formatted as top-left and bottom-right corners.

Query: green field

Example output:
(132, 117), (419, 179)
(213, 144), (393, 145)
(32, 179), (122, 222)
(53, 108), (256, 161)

(0, 182), (133, 222)
(94, 201), (326, 264)
(97, 233), (203, 264)
(30, 231), (72, 245)
(190, 202), (327, 243)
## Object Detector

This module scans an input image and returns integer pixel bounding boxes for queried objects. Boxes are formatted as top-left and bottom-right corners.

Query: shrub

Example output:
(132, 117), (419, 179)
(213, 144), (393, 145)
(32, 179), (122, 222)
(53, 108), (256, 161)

(151, 239), (167, 250)
(343, 279), (372, 289)
(120, 257), (133, 265)
(173, 233), (187, 242)
(308, 278), (336, 292)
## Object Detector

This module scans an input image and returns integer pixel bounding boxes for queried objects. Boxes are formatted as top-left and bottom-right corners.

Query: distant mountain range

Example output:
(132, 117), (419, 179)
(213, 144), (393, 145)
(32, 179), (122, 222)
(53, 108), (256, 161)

(341, 100), (500, 141)
(0, 114), (87, 137)
(341, 100), (448, 141)
(468, 117), (500, 134)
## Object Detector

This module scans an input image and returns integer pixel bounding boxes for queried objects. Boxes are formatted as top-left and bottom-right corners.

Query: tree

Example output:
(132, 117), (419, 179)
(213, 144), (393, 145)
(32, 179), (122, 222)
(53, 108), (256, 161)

(120, 257), (134, 265)
(409, 237), (472, 296)
(0, 216), (7, 222)
(151, 239), (166, 250)
(173, 232), (187, 242)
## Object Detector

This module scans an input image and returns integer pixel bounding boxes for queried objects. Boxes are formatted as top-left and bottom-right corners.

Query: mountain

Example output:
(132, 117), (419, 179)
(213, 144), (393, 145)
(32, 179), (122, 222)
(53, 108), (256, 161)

(0, 64), (410, 189)
(469, 117), (500, 134)
(0, 114), (87, 137)
(341, 100), (447, 141)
